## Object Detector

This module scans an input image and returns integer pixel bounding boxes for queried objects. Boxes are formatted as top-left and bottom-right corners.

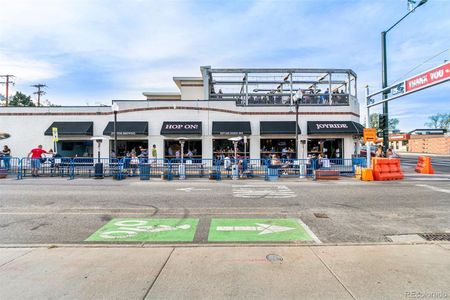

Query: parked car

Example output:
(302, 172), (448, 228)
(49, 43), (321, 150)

(360, 145), (377, 157)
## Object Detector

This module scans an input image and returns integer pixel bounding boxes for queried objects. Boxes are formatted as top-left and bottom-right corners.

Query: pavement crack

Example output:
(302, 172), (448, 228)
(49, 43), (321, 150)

(309, 247), (357, 300)
(142, 247), (175, 300)
(0, 249), (34, 269)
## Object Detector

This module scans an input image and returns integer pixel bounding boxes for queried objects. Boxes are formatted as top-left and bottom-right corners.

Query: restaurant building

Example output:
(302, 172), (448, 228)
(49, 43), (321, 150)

(0, 66), (363, 159)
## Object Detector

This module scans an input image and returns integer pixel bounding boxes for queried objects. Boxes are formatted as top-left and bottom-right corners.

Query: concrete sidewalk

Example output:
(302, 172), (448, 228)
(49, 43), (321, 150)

(0, 244), (449, 300)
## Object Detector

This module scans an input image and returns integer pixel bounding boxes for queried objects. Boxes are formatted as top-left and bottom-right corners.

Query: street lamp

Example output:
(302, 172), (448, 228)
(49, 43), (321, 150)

(112, 102), (119, 159)
(293, 89), (303, 160)
(228, 136), (242, 180)
(177, 137), (188, 180)
(293, 89), (307, 178)
(381, 0), (427, 153)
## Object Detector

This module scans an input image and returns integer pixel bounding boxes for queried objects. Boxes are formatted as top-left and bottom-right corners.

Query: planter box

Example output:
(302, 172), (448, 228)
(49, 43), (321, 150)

(0, 168), (7, 179)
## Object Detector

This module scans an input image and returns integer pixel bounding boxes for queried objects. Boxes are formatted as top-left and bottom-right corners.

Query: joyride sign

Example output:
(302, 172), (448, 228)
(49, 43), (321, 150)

(405, 61), (450, 93)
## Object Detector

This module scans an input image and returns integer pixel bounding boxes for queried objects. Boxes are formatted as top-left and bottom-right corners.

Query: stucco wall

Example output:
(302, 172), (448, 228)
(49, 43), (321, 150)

(0, 99), (361, 159)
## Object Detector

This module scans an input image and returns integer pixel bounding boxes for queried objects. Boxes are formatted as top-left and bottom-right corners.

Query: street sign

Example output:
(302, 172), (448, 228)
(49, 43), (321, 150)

(86, 218), (199, 242)
(367, 61), (450, 108)
(208, 219), (314, 242)
(405, 61), (450, 92)
(363, 128), (377, 142)
(52, 127), (59, 142)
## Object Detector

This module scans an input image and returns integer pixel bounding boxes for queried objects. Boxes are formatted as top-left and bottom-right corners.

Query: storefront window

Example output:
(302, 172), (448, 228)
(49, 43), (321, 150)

(307, 138), (343, 159)
(110, 140), (148, 158)
(213, 139), (250, 159)
(260, 139), (296, 159)
(164, 140), (202, 159)
(57, 140), (93, 157)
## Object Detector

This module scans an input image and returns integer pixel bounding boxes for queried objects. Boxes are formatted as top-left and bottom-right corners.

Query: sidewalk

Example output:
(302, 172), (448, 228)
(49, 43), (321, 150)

(1, 243), (449, 299)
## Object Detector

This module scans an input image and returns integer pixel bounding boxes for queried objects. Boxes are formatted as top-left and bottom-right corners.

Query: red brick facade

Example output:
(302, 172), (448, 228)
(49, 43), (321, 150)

(408, 135), (450, 155)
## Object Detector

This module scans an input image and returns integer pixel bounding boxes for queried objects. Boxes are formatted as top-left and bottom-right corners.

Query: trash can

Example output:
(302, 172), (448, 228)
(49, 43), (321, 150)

(94, 163), (103, 179)
(139, 163), (150, 180)
(267, 165), (279, 181)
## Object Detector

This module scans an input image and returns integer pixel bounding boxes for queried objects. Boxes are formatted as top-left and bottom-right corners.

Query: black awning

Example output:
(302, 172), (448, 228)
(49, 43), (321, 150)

(307, 121), (364, 135)
(160, 121), (202, 135)
(260, 121), (300, 135)
(103, 122), (148, 136)
(44, 122), (93, 136)
(212, 121), (251, 135)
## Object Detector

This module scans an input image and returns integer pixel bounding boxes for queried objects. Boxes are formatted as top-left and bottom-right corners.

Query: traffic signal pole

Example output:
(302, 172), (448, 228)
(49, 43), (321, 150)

(381, 31), (389, 154)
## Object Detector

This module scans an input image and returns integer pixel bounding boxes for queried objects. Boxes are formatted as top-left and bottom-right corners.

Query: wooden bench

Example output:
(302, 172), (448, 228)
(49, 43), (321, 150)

(315, 169), (340, 180)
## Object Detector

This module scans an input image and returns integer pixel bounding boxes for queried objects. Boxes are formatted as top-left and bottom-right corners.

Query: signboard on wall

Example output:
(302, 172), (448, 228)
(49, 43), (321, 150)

(52, 127), (59, 142)
(160, 122), (202, 135)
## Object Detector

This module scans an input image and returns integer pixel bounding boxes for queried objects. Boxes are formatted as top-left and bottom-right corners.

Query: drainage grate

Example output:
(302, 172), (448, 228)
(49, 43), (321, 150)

(314, 213), (329, 219)
(418, 233), (450, 241)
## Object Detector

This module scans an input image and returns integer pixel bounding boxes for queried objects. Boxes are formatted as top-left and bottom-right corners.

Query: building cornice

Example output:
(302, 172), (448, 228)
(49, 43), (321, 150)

(0, 106), (360, 117)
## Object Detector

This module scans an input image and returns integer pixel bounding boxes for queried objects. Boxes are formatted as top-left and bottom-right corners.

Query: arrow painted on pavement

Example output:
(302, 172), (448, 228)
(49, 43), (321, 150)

(216, 223), (295, 235)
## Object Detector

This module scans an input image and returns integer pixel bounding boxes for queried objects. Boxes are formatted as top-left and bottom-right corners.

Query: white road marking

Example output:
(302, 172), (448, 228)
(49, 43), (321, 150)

(99, 221), (191, 239)
(176, 188), (212, 192)
(296, 218), (322, 244)
(216, 223), (295, 235)
(415, 184), (450, 194)
(232, 185), (296, 198)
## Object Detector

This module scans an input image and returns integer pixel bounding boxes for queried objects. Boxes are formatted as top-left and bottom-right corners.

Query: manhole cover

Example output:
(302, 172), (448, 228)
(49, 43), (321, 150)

(418, 233), (450, 241)
(314, 213), (329, 219)
(266, 254), (283, 263)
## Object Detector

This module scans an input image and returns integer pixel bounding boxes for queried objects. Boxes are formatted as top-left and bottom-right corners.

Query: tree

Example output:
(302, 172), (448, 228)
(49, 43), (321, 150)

(9, 92), (35, 107)
(369, 113), (399, 131)
(424, 113), (450, 130)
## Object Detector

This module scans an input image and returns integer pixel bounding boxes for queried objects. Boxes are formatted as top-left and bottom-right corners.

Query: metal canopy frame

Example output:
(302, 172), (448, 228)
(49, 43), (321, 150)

(203, 67), (357, 106)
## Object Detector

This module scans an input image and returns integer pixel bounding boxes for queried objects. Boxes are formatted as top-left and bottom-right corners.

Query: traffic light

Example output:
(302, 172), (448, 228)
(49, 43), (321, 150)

(378, 114), (388, 130)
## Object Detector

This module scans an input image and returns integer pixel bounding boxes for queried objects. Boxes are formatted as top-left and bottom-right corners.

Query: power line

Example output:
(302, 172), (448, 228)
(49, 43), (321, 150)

(0, 75), (15, 106)
(391, 48), (450, 85)
(31, 84), (47, 106)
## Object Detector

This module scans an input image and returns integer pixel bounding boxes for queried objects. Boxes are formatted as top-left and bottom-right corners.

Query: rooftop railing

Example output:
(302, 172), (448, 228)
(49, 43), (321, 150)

(210, 93), (350, 106)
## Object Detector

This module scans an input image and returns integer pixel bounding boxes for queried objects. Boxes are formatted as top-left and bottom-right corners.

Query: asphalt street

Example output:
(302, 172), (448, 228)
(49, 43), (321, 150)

(399, 153), (450, 174)
(1, 171), (449, 245)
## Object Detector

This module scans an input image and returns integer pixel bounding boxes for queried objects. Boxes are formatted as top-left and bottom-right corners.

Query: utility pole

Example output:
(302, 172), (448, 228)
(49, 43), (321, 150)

(31, 84), (47, 106)
(0, 75), (15, 106)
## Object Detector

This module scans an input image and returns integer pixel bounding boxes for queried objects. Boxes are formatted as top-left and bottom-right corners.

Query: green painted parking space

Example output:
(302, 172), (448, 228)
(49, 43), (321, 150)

(86, 218), (199, 242)
(208, 218), (313, 242)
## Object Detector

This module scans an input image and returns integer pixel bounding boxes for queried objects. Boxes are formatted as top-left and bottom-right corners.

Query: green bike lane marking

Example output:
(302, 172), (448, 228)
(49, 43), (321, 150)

(208, 218), (314, 242)
(86, 218), (199, 242)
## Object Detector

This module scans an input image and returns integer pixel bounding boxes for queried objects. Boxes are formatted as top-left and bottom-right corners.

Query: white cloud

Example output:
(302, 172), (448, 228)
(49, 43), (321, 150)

(0, 53), (62, 82)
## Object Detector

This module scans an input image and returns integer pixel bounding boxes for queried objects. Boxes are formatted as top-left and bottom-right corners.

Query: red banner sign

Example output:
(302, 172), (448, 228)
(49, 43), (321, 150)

(405, 62), (450, 92)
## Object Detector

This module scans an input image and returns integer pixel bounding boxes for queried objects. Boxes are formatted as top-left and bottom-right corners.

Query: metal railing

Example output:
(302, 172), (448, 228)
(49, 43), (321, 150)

(2, 157), (366, 181)
(212, 93), (350, 106)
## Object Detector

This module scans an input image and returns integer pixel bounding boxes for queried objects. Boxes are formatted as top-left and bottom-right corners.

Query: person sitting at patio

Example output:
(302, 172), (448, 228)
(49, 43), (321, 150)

(129, 153), (140, 176)
(223, 155), (231, 178)
(319, 154), (331, 169)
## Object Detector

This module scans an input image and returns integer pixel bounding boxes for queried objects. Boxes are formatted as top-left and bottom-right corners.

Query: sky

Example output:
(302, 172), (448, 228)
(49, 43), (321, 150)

(0, 0), (449, 131)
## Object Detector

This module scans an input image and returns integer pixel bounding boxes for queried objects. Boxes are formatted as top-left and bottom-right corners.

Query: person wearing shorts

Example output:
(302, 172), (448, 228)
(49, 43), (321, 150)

(28, 145), (47, 177)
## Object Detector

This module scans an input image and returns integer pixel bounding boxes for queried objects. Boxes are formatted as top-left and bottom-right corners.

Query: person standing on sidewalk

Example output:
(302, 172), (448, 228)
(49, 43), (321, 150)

(151, 144), (157, 164)
(27, 145), (48, 177)
(1, 145), (11, 169)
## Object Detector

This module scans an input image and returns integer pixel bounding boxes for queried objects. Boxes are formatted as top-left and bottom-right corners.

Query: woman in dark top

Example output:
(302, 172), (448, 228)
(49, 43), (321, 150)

(1, 145), (11, 169)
